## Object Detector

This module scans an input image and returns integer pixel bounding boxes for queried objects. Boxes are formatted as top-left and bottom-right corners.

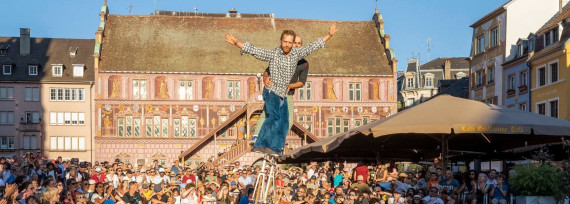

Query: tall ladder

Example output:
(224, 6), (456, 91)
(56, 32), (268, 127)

(252, 155), (278, 204)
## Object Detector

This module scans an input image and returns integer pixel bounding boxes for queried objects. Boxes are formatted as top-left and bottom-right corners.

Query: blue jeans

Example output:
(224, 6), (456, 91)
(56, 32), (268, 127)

(254, 88), (289, 153)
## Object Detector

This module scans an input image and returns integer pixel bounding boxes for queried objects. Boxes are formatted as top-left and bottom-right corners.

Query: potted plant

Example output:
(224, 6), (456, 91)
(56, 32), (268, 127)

(510, 163), (566, 203)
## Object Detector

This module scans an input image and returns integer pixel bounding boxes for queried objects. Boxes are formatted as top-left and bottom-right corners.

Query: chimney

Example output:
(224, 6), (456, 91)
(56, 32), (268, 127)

(384, 34), (390, 49)
(20, 28), (30, 56)
(444, 59), (451, 79)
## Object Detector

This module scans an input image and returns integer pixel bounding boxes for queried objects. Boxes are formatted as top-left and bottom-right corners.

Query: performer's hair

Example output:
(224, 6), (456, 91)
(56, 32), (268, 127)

(281, 30), (296, 40)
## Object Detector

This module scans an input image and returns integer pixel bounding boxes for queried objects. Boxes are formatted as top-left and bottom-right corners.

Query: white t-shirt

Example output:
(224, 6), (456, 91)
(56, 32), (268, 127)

(180, 191), (198, 204)
(90, 192), (103, 203)
(423, 196), (444, 204)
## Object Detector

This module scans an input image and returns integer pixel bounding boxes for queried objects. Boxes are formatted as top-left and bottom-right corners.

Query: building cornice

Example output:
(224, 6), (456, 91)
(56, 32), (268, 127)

(97, 70), (393, 78)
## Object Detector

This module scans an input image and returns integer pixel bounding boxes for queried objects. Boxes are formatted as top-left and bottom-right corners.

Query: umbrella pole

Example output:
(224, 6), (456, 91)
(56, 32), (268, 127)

(442, 134), (448, 170)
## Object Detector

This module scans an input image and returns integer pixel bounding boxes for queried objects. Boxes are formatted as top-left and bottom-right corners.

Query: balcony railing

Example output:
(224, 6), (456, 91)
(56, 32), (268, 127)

(518, 85), (528, 93)
(19, 122), (41, 132)
(506, 89), (516, 96)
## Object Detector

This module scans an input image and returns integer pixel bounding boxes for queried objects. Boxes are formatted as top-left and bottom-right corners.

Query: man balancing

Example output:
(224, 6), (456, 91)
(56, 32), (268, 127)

(252, 34), (308, 150)
(225, 23), (338, 156)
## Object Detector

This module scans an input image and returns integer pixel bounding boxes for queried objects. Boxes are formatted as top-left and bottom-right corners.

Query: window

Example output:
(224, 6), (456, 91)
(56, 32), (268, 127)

(490, 27), (498, 47)
(126, 116), (132, 137)
(0, 137), (14, 150)
(520, 71), (528, 87)
(538, 67), (546, 87)
(407, 98), (415, 107)
(132, 80), (147, 99)
(519, 103), (527, 112)
(25, 112), (39, 123)
(553, 27), (559, 43)
(349, 82), (361, 101)
(335, 117), (341, 134)
(486, 98), (495, 105)
(0, 87), (14, 100)
(162, 118), (168, 137)
(549, 62), (558, 83)
(507, 75), (516, 90)
(343, 119), (350, 133)
(327, 119), (333, 137)
(49, 112), (85, 126)
(2, 65), (11, 75)
(545, 31), (551, 46)
(299, 82), (311, 100)
(549, 100), (559, 118)
(50, 136), (85, 151)
(476, 71), (483, 87)
(178, 81), (193, 100)
(0, 112), (14, 125)
(28, 65), (37, 76)
(477, 35), (485, 54)
(425, 77), (433, 87)
(297, 115), (313, 133)
(154, 116), (160, 137)
(487, 67), (494, 83)
(537, 103), (546, 115)
(73, 65), (83, 77)
(145, 119), (152, 137)
(49, 88), (85, 101)
(406, 78), (414, 88)
(227, 81), (241, 100)
(363, 117), (370, 125)
(354, 119), (362, 128)
(22, 135), (37, 150)
(174, 119), (180, 137)
(52, 65), (62, 77)
(25, 87), (40, 101)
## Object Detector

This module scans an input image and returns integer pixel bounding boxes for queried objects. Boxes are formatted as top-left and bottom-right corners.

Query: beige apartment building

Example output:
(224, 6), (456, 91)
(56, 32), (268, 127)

(0, 28), (95, 161)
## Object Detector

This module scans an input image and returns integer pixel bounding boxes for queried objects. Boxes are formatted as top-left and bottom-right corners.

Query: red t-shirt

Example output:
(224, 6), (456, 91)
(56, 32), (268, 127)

(182, 175), (196, 183)
(355, 165), (369, 181)
(91, 173), (107, 183)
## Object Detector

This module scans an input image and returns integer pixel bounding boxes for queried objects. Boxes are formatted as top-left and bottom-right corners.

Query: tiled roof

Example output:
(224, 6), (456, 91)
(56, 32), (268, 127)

(536, 3), (570, 35)
(0, 37), (94, 82)
(420, 57), (469, 70)
(99, 14), (393, 75)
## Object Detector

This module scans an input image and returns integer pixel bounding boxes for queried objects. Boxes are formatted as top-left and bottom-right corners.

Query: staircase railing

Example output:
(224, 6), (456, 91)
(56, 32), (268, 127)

(207, 140), (251, 169)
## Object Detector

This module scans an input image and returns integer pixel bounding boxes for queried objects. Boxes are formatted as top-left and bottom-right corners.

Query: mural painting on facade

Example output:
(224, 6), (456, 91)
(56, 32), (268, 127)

(108, 76), (121, 98)
(369, 79), (380, 100)
(202, 77), (214, 99)
(155, 76), (170, 99)
(323, 78), (337, 99)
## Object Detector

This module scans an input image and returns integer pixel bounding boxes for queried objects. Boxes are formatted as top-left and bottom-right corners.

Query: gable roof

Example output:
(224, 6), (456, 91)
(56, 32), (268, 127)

(536, 3), (570, 35)
(420, 57), (469, 70)
(99, 14), (393, 76)
(0, 37), (94, 82)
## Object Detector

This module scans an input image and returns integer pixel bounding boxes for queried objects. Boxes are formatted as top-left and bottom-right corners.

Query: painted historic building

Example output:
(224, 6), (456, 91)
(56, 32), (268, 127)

(502, 36), (532, 110)
(398, 57), (468, 108)
(0, 29), (95, 161)
(93, 4), (398, 167)
(468, 0), (561, 105)
(528, 4), (570, 120)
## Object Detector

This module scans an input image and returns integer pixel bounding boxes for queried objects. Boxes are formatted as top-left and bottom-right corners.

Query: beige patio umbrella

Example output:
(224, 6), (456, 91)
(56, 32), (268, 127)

(281, 95), (570, 163)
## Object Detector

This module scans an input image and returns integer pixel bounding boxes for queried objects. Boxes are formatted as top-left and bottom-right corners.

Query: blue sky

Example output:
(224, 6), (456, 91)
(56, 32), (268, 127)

(1, 0), (507, 72)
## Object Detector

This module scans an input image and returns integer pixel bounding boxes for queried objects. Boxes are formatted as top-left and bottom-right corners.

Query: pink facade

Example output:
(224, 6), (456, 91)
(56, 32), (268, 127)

(92, 4), (398, 167)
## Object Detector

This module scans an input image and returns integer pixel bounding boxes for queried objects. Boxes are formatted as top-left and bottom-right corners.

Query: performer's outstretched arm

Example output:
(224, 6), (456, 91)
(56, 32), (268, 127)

(225, 33), (274, 62)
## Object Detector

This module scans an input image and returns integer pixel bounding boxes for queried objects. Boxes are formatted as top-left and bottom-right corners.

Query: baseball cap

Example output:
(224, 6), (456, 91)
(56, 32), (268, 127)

(399, 173), (408, 178)
(141, 183), (149, 189)
(95, 167), (102, 172)
(126, 169), (133, 174)
(159, 168), (165, 173)
(413, 195), (422, 200)
(357, 175), (364, 181)
(88, 179), (96, 185)
(140, 168), (146, 173)
(230, 181), (237, 186)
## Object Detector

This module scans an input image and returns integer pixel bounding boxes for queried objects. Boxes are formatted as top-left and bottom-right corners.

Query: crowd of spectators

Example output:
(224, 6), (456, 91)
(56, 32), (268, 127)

(0, 153), (513, 204)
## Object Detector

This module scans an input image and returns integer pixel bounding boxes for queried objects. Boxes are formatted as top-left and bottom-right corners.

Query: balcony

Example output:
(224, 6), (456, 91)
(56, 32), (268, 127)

(19, 122), (41, 132)
(506, 89), (516, 96)
(518, 85), (528, 93)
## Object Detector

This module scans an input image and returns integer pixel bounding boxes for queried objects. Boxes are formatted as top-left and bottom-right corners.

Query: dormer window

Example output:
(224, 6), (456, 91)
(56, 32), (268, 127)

(73, 64), (84, 77)
(0, 45), (10, 55)
(28, 65), (38, 76)
(52, 65), (63, 77)
(544, 27), (559, 47)
(2, 65), (11, 75)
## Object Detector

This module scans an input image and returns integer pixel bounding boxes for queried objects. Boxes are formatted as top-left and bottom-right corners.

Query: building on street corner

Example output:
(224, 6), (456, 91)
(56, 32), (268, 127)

(0, 29), (95, 161)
